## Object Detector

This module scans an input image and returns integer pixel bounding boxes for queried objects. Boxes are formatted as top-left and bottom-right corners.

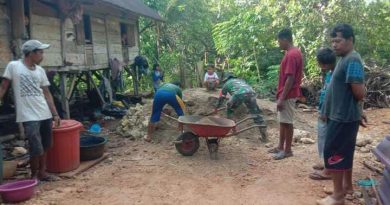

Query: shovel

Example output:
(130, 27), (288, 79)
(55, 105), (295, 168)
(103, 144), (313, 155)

(204, 107), (226, 116)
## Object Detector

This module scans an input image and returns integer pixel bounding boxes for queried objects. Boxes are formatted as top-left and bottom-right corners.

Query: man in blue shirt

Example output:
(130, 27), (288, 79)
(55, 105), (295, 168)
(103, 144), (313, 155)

(317, 24), (367, 205)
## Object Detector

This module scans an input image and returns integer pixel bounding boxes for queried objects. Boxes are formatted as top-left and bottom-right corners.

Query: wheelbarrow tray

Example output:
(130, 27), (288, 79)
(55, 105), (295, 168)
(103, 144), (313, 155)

(178, 116), (235, 137)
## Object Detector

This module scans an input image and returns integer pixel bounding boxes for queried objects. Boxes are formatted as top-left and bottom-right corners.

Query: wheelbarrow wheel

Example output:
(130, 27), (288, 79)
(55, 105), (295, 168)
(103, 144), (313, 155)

(175, 132), (200, 156)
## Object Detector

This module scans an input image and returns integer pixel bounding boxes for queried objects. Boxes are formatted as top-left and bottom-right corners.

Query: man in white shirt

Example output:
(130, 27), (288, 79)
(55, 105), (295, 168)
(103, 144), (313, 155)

(203, 65), (219, 90)
(0, 40), (61, 181)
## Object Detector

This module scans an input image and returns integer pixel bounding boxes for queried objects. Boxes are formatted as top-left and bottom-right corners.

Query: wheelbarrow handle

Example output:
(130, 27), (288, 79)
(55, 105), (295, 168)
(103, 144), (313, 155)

(205, 107), (226, 116)
(225, 124), (266, 137)
(162, 113), (178, 122)
(235, 115), (260, 126)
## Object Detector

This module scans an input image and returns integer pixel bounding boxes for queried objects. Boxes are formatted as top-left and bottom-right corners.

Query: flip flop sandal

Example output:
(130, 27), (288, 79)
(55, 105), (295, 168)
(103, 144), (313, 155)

(267, 147), (281, 154)
(316, 196), (345, 205)
(309, 171), (331, 180)
(273, 151), (293, 160)
(39, 174), (61, 182)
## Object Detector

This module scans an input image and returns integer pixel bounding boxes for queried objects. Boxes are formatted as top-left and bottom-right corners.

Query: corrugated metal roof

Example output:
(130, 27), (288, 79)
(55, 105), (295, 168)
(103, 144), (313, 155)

(101, 0), (163, 21)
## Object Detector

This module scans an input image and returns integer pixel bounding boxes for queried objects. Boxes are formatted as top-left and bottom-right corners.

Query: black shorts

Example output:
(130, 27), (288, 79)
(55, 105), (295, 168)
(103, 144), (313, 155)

(23, 118), (53, 156)
(324, 119), (360, 171)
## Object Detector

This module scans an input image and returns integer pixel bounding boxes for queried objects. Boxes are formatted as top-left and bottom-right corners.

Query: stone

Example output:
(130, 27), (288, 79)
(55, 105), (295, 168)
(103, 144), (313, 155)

(293, 129), (311, 142)
(117, 104), (150, 139)
(323, 187), (333, 195)
(356, 134), (373, 147)
(265, 143), (273, 148)
(359, 147), (370, 153)
(300, 138), (315, 144)
(11, 147), (28, 157)
(353, 191), (363, 198)
(297, 104), (310, 109)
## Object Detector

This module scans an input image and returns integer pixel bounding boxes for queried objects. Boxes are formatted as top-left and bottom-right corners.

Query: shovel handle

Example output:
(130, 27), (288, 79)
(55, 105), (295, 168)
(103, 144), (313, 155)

(225, 124), (266, 137)
(162, 113), (178, 122)
(205, 107), (226, 116)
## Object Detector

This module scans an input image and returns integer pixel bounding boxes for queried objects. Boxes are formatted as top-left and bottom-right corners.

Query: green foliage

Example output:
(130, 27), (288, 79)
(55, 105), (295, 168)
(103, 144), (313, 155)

(139, 0), (390, 96)
(252, 65), (279, 99)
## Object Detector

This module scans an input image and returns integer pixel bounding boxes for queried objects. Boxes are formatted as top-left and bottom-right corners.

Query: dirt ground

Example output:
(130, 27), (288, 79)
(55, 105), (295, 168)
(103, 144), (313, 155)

(24, 88), (390, 205)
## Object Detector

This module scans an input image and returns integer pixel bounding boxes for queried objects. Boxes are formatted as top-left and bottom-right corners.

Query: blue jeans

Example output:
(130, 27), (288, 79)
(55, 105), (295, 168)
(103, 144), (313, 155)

(317, 118), (327, 159)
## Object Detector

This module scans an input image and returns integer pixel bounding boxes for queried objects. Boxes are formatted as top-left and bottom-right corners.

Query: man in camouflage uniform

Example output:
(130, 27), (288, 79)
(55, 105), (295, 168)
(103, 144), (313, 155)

(216, 73), (268, 142)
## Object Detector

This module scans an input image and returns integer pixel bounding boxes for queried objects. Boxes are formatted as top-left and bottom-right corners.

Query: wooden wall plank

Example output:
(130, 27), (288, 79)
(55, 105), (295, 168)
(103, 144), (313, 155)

(93, 53), (108, 65)
(110, 44), (122, 54)
(92, 32), (106, 44)
(41, 53), (62, 67)
(93, 43), (108, 54)
(110, 53), (123, 62)
(0, 3), (12, 70)
(30, 14), (60, 27)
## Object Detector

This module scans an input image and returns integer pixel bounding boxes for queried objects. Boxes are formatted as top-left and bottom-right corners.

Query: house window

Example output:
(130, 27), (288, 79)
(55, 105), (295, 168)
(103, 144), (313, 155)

(120, 23), (128, 46)
(128, 24), (136, 47)
(120, 23), (136, 47)
(83, 15), (92, 44)
(75, 22), (85, 44)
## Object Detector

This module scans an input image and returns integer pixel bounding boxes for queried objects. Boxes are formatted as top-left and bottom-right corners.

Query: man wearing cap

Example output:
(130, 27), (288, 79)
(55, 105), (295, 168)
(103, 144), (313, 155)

(215, 74), (267, 142)
(0, 40), (61, 181)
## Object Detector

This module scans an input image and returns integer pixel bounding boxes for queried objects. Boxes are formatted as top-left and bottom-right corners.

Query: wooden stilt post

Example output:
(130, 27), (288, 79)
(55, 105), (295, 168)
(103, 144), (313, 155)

(8, 0), (25, 59)
(59, 73), (70, 119)
(87, 71), (105, 106)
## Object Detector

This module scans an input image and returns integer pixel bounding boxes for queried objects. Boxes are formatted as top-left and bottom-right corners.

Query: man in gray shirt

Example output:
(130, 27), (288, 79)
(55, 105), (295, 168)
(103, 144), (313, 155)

(317, 24), (367, 205)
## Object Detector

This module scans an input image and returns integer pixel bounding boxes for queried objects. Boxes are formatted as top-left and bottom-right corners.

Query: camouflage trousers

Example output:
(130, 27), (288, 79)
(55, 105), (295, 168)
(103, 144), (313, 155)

(226, 92), (265, 125)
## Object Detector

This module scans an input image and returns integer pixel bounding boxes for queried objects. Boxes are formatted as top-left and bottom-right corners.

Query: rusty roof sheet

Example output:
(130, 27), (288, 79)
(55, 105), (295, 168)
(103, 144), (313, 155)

(101, 0), (163, 21)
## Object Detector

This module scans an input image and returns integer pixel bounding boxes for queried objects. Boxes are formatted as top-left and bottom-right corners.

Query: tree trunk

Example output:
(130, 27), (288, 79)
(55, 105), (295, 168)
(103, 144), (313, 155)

(253, 46), (261, 81)
(156, 22), (161, 60)
(180, 50), (186, 88)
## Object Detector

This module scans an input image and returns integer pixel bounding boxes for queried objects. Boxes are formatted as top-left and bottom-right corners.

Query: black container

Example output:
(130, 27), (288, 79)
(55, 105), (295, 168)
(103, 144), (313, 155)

(80, 134), (107, 161)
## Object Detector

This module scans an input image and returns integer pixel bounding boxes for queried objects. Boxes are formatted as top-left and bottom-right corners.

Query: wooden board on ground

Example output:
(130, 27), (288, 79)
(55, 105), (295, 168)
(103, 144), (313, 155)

(58, 153), (109, 178)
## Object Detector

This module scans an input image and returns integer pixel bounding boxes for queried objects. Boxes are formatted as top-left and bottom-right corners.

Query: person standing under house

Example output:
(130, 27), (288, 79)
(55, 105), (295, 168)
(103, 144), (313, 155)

(317, 24), (367, 205)
(0, 40), (61, 181)
(309, 48), (336, 181)
(269, 28), (303, 160)
(145, 82), (186, 142)
(152, 64), (164, 91)
(215, 73), (268, 142)
(203, 64), (220, 91)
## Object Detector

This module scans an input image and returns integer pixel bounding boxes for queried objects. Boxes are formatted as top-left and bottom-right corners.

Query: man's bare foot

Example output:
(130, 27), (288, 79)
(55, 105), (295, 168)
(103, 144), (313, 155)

(143, 135), (152, 142)
(343, 188), (354, 200)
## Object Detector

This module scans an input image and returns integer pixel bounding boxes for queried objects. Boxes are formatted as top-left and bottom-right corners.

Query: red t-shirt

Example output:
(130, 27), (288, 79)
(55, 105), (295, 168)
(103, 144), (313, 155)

(277, 47), (303, 100)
